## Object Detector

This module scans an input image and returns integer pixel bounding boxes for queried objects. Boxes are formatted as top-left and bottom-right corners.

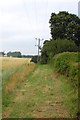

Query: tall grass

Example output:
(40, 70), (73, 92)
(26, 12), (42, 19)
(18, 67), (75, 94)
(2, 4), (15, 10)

(0, 58), (2, 119)
(50, 52), (79, 117)
(2, 57), (35, 117)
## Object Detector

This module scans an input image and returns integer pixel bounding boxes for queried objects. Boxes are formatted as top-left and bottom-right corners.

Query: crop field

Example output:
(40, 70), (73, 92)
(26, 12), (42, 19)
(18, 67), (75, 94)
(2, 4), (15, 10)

(1, 56), (78, 118)
(2, 57), (35, 118)
(2, 57), (35, 93)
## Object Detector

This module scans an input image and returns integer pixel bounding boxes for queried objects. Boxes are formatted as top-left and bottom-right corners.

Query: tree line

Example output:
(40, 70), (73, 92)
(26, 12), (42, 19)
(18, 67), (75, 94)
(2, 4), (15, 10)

(7, 51), (33, 58)
(0, 51), (33, 58)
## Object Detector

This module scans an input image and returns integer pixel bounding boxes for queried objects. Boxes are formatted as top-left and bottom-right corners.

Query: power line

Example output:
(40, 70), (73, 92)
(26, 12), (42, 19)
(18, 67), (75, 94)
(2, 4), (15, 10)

(42, 0), (49, 38)
(34, 0), (37, 37)
(23, 0), (36, 36)
(23, 0), (50, 55)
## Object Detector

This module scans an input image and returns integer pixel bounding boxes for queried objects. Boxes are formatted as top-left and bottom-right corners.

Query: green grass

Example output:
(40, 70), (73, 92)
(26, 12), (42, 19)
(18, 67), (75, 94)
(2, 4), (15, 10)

(0, 68), (2, 119)
(2, 67), (16, 109)
(58, 75), (78, 117)
(2, 64), (32, 116)
(2, 64), (78, 118)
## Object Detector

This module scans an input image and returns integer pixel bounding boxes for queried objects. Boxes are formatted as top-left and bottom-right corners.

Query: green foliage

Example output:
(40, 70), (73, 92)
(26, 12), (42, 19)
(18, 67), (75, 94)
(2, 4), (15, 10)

(69, 63), (78, 81)
(40, 50), (48, 64)
(30, 55), (40, 63)
(52, 52), (79, 83)
(7, 51), (22, 58)
(40, 39), (78, 64)
(7, 52), (33, 58)
(22, 55), (33, 58)
(2, 90), (14, 107)
(49, 11), (80, 46)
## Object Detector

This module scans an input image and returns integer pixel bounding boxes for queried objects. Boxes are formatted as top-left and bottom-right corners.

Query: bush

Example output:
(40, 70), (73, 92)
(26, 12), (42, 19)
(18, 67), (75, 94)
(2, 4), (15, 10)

(52, 52), (79, 83)
(30, 56), (40, 63)
(69, 63), (78, 81)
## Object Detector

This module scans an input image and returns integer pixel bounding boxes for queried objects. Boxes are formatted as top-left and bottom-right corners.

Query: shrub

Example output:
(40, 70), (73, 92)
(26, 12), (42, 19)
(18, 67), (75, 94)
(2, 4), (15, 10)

(52, 52), (79, 83)
(69, 63), (78, 81)
(30, 56), (40, 63)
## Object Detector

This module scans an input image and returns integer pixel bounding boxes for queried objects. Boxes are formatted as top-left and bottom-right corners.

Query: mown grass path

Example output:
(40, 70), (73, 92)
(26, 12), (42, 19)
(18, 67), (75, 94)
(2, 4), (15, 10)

(3, 64), (78, 118)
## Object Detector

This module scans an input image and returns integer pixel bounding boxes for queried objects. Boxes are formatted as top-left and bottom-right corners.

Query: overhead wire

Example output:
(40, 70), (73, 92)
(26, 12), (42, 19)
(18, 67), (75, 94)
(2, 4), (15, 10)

(33, 0), (37, 38)
(23, 0), (50, 46)
(39, 0), (49, 46)
(43, 0), (49, 40)
(23, 0), (35, 37)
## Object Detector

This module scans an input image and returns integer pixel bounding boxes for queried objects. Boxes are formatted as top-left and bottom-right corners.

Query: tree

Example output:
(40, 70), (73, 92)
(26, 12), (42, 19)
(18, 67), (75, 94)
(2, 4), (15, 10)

(40, 39), (78, 64)
(7, 51), (22, 58)
(0, 52), (5, 56)
(30, 55), (40, 63)
(49, 11), (80, 46)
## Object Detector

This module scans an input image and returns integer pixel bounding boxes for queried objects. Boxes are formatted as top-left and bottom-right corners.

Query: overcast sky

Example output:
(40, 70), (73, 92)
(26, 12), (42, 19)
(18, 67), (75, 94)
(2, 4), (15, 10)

(0, 0), (79, 55)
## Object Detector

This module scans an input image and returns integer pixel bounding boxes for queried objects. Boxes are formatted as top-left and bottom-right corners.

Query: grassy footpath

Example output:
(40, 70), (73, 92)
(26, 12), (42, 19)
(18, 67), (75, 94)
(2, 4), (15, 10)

(3, 64), (78, 118)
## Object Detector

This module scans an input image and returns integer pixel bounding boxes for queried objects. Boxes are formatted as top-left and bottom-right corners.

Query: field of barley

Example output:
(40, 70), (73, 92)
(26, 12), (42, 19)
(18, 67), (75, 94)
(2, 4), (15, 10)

(1, 57), (78, 118)
(2, 57), (35, 118)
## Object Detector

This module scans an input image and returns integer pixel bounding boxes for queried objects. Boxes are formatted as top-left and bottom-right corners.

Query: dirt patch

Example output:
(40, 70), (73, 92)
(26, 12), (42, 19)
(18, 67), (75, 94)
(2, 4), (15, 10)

(44, 75), (47, 80)
(49, 101), (63, 107)
(3, 107), (12, 118)
(42, 85), (50, 94)
(13, 90), (25, 103)
(33, 106), (49, 118)
(24, 81), (30, 88)
(32, 69), (39, 78)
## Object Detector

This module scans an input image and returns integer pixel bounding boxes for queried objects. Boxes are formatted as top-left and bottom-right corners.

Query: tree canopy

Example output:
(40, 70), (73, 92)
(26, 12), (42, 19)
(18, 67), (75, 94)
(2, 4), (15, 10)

(49, 11), (80, 46)
(7, 51), (22, 58)
(40, 39), (78, 64)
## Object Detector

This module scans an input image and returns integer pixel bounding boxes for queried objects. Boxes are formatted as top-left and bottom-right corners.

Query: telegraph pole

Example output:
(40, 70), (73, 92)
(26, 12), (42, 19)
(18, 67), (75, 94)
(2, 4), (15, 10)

(35, 38), (44, 62)
(38, 38), (40, 58)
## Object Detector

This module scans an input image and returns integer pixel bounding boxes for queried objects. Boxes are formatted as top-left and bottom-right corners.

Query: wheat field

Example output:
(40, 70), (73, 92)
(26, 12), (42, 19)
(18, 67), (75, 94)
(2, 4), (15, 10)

(2, 57), (35, 91)
(2, 57), (35, 118)
(2, 57), (31, 71)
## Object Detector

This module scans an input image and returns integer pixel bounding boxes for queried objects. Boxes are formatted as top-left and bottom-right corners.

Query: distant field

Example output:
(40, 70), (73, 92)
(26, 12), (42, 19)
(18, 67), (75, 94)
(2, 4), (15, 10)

(2, 57), (31, 71)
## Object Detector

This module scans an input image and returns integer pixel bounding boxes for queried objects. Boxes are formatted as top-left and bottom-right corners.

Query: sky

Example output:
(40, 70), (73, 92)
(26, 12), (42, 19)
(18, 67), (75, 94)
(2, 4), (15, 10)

(0, 0), (79, 55)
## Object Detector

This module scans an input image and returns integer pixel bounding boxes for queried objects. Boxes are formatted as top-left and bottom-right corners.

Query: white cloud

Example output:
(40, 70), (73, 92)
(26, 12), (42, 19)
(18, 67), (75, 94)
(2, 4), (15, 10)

(0, 0), (78, 54)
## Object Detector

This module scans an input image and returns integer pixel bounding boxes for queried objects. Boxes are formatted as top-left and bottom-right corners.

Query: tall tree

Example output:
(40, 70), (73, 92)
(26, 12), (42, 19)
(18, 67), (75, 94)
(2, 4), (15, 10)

(49, 11), (80, 46)
(40, 39), (78, 64)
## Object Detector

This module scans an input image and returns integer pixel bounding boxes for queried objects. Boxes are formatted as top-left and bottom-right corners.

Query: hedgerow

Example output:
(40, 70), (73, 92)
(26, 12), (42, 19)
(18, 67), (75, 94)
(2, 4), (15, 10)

(52, 52), (79, 85)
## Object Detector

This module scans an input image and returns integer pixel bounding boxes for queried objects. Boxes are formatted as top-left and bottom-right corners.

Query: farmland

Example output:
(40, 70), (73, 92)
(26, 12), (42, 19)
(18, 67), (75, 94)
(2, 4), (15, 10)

(2, 57), (35, 118)
(1, 57), (78, 118)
